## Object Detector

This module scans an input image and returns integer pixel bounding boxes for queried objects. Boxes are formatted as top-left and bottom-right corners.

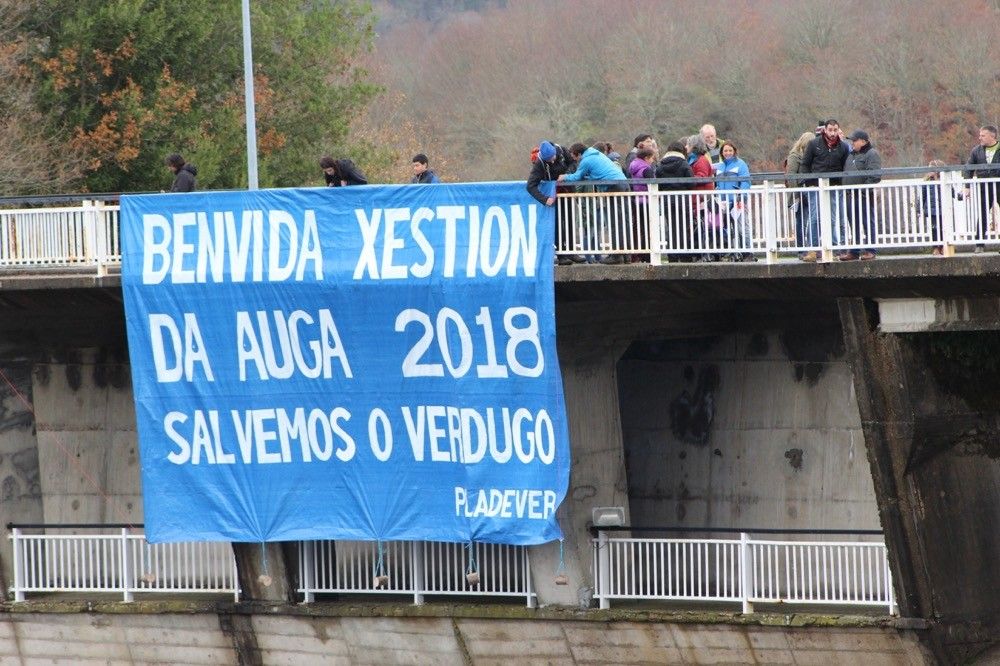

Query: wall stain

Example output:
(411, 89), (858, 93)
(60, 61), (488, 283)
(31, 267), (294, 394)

(0, 365), (33, 433)
(780, 326), (844, 385)
(669, 365), (719, 445)
(785, 448), (804, 471)
(11, 447), (40, 496)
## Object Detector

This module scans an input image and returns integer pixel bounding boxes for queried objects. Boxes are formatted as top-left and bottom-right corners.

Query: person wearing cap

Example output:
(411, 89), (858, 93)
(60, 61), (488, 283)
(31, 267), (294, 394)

(526, 141), (577, 264)
(963, 125), (1000, 253)
(840, 129), (882, 260)
(410, 154), (440, 184)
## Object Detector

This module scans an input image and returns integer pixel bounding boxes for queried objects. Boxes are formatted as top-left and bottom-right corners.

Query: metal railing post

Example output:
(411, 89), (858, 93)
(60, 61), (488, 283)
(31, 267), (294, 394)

(524, 549), (536, 608)
(647, 184), (662, 265)
(818, 179), (834, 262)
(93, 201), (109, 276)
(11, 527), (24, 602)
(82, 199), (98, 268)
(762, 181), (777, 264)
(885, 546), (898, 616)
(411, 541), (424, 605)
(941, 170), (958, 257)
(232, 548), (240, 602)
(597, 530), (611, 609)
(740, 532), (753, 614)
(301, 540), (315, 603)
(121, 527), (133, 602)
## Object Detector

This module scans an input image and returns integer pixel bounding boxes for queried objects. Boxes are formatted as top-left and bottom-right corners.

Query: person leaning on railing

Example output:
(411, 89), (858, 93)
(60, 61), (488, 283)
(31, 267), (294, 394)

(527, 141), (579, 264)
(963, 125), (1000, 253)
(557, 143), (629, 264)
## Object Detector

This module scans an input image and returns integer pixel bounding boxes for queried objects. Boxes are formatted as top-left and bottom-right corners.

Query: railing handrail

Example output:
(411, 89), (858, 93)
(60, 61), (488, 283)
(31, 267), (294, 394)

(0, 164), (996, 206)
(8, 522), (144, 530)
(589, 525), (884, 536)
(555, 163), (1000, 189)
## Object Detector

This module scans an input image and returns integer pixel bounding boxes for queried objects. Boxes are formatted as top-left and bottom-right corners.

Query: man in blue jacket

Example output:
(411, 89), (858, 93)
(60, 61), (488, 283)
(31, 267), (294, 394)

(557, 143), (629, 263)
(410, 154), (441, 184)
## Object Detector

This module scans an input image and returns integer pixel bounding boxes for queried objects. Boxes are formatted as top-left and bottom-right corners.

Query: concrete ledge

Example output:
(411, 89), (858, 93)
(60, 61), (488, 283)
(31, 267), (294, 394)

(0, 599), (930, 630)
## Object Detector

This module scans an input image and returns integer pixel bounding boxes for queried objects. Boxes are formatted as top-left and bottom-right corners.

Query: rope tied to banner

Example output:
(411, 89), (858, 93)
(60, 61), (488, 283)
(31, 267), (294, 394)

(554, 539), (569, 585)
(465, 540), (480, 586)
(257, 542), (273, 587)
(372, 540), (389, 589)
(140, 540), (156, 584)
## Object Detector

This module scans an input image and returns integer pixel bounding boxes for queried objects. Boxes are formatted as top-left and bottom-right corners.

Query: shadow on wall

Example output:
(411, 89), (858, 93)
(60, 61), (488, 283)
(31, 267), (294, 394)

(669, 365), (720, 446)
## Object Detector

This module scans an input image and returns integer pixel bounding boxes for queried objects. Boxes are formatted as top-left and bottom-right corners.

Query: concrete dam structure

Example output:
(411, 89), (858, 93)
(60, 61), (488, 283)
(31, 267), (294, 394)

(0, 256), (998, 664)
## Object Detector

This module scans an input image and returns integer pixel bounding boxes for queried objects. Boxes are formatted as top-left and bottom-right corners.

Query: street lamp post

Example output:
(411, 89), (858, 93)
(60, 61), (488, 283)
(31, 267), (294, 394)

(241, 0), (259, 190)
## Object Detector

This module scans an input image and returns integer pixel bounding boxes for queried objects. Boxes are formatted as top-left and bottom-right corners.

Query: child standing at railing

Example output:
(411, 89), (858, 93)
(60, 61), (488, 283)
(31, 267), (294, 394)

(920, 160), (962, 255)
(921, 161), (945, 255)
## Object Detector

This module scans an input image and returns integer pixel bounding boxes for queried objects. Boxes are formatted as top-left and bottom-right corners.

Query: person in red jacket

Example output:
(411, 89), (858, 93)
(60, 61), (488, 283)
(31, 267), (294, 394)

(687, 134), (717, 260)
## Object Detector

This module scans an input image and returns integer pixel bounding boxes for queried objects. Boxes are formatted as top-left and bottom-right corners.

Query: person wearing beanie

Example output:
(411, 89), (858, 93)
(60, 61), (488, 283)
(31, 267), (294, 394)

(526, 140), (571, 206)
(526, 140), (577, 264)
(538, 141), (557, 162)
(410, 153), (440, 184)
(164, 153), (197, 192)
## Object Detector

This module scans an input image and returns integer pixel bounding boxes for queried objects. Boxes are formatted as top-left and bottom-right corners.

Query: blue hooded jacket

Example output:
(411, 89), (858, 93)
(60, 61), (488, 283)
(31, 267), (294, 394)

(561, 147), (627, 190)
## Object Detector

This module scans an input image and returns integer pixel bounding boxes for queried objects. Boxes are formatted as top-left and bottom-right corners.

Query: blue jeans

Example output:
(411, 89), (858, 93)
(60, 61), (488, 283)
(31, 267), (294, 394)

(806, 190), (844, 247)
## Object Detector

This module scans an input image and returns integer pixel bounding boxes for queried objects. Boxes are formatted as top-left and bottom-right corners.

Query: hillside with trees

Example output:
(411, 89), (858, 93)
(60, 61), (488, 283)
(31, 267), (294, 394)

(1, 0), (997, 193)
(365, 0), (1000, 181)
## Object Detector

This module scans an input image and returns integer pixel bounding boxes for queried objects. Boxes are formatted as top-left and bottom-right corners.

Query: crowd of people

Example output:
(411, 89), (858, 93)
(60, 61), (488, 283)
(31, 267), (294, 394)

(161, 122), (1000, 264)
(527, 122), (1000, 264)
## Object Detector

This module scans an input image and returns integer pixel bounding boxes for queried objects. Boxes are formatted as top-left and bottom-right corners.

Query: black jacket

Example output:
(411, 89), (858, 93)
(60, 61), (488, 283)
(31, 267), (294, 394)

(526, 144), (572, 204)
(654, 152), (693, 190)
(411, 169), (440, 184)
(964, 143), (1000, 180)
(842, 143), (882, 186)
(801, 136), (849, 185)
(325, 159), (368, 186)
(170, 164), (197, 192)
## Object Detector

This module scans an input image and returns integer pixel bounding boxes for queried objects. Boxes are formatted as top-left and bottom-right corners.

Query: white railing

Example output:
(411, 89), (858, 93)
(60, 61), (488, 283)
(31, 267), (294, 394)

(593, 531), (896, 615)
(0, 174), (994, 271)
(557, 173), (1000, 263)
(8, 526), (239, 602)
(0, 201), (119, 274)
(298, 539), (535, 607)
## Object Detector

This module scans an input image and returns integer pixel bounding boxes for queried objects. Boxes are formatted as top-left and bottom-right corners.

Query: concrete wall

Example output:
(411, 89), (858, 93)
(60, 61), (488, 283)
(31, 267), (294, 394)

(0, 352), (140, 590)
(0, 610), (933, 665)
(0, 361), (42, 593)
(618, 331), (880, 531)
(32, 354), (140, 526)
(530, 347), (631, 606)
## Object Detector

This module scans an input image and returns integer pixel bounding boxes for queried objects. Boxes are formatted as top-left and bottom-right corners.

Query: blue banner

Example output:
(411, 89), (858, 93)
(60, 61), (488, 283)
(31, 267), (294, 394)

(120, 182), (569, 545)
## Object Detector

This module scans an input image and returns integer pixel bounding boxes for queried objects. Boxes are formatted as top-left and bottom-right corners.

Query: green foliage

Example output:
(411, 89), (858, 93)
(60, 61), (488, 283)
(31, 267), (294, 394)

(25, 0), (379, 192)
(920, 332), (1000, 374)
